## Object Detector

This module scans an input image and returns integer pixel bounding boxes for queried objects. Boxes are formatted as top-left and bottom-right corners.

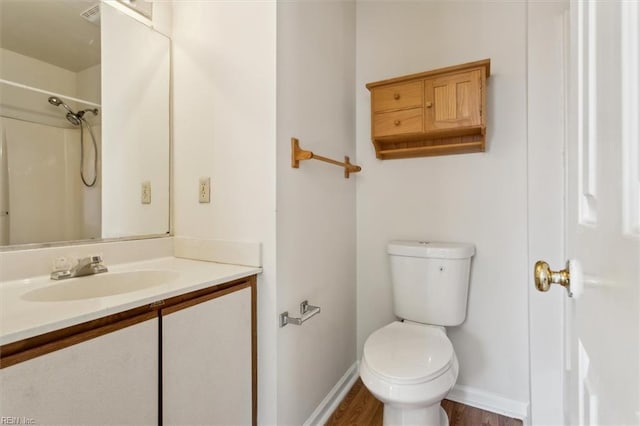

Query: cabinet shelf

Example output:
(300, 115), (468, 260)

(373, 124), (485, 143)
(367, 59), (490, 160)
(377, 141), (485, 160)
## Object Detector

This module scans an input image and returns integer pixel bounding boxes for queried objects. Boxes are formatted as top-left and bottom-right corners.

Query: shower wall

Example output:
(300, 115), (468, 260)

(0, 117), (100, 245)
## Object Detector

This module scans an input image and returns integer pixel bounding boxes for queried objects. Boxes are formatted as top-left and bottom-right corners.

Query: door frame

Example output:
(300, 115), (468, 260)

(527, 1), (570, 425)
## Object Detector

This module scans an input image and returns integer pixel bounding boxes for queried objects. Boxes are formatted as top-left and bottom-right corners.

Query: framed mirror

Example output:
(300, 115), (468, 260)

(0, 0), (170, 248)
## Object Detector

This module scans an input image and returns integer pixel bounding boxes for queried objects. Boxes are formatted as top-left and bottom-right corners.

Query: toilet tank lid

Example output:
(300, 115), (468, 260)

(387, 240), (475, 259)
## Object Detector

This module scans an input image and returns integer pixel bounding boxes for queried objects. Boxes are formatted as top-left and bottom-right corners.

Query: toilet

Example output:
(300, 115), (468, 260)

(360, 240), (475, 426)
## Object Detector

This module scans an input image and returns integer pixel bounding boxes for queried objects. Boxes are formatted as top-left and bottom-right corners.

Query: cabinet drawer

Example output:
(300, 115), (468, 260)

(372, 81), (423, 112)
(373, 108), (423, 138)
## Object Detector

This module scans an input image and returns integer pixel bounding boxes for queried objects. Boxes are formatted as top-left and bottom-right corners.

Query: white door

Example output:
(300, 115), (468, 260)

(530, 0), (640, 425)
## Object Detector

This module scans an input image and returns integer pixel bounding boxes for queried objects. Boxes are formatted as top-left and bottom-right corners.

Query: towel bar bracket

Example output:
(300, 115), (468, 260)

(279, 300), (321, 327)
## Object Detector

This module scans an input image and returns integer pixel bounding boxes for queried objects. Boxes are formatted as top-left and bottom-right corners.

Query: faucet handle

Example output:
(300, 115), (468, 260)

(76, 255), (102, 264)
(90, 255), (108, 274)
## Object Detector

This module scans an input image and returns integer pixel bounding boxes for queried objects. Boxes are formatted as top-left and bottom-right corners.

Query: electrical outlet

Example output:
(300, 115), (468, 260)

(199, 177), (211, 203)
(141, 181), (151, 204)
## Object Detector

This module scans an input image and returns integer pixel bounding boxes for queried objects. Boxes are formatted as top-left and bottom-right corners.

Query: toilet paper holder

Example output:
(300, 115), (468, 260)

(279, 300), (321, 327)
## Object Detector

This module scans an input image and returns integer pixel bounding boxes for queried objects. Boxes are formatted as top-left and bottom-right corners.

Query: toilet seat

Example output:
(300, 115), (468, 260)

(363, 321), (454, 385)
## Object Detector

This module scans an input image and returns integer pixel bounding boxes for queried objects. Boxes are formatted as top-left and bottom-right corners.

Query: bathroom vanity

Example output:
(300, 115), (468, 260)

(0, 257), (259, 426)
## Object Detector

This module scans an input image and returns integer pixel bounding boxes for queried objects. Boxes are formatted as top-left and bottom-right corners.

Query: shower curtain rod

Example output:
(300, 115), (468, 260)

(0, 79), (101, 108)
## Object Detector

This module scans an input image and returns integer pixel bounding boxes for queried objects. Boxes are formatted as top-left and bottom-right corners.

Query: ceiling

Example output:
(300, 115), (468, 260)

(0, 0), (101, 72)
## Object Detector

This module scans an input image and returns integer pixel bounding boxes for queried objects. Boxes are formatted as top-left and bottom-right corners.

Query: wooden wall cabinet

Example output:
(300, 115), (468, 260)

(367, 59), (490, 160)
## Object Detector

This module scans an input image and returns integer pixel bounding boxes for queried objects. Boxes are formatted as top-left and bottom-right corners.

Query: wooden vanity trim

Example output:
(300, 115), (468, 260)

(0, 311), (158, 369)
(160, 279), (251, 316)
(0, 275), (256, 369)
(251, 277), (257, 426)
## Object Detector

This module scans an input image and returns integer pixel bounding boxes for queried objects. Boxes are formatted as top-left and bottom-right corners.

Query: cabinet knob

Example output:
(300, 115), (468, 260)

(426, 101), (433, 108)
(393, 93), (400, 100)
(394, 120), (401, 126)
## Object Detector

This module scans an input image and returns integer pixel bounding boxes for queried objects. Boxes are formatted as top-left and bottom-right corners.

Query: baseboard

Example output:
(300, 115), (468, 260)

(447, 384), (529, 424)
(304, 362), (360, 426)
(303, 365), (529, 425)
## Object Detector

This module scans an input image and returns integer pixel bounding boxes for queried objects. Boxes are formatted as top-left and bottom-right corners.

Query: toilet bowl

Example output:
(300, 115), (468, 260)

(360, 321), (458, 426)
(359, 241), (474, 426)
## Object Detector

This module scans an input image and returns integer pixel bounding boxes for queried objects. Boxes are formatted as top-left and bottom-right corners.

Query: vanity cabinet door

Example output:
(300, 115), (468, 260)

(162, 285), (253, 426)
(0, 317), (158, 425)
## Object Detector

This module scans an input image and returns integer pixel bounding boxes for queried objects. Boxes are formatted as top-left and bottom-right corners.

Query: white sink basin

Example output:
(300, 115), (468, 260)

(22, 270), (180, 302)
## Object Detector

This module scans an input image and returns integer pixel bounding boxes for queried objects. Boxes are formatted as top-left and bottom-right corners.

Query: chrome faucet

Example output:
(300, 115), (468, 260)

(51, 255), (108, 280)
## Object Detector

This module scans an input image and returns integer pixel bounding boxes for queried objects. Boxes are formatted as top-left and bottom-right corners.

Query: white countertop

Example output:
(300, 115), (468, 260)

(0, 257), (261, 346)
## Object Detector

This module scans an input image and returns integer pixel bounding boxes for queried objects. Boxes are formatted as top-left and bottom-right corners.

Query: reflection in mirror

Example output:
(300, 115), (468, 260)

(0, 0), (102, 246)
(0, 1), (170, 247)
(116, 0), (152, 19)
(101, 2), (169, 239)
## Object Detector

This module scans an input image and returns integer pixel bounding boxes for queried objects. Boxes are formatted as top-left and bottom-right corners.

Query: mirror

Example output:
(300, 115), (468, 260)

(0, 0), (170, 247)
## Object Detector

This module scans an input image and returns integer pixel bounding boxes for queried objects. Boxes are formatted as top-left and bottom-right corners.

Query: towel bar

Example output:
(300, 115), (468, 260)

(279, 300), (321, 327)
(291, 137), (361, 179)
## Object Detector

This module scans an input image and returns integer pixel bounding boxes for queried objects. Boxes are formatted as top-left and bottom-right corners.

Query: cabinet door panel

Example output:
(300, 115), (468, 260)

(162, 286), (252, 426)
(425, 69), (482, 131)
(0, 318), (158, 425)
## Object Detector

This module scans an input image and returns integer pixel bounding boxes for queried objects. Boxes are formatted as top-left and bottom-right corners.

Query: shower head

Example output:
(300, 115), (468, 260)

(66, 113), (82, 126)
(48, 96), (63, 106)
(48, 96), (75, 115)
(48, 96), (83, 126)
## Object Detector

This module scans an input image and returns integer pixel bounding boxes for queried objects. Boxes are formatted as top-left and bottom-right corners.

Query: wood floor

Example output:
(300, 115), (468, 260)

(325, 379), (522, 426)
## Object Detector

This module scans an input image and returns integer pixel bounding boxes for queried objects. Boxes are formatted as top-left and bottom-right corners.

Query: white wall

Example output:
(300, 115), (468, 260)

(0, 48), (76, 96)
(76, 64), (101, 105)
(356, 0), (530, 407)
(276, 1), (356, 424)
(101, 3), (170, 239)
(172, 2), (357, 424)
(170, 2), (278, 424)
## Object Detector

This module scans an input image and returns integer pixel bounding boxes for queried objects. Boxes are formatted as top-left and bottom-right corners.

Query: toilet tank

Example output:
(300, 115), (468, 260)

(388, 241), (475, 326)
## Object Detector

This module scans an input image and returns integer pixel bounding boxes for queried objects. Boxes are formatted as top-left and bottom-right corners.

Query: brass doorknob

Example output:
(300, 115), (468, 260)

(534, 259), (584, 299)
(534, 261), (570, 292)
